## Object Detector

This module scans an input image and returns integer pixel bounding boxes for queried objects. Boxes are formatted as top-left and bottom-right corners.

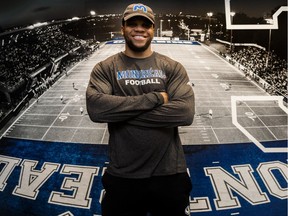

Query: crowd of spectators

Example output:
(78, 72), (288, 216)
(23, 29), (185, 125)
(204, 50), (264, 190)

(229, 46), (287, 97)
(0, 25), (82, 84)
(0, 24), (91, 124)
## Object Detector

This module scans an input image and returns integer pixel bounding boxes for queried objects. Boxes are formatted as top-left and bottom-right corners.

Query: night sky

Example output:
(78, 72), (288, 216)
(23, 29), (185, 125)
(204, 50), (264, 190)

(0, 0), (287, 28)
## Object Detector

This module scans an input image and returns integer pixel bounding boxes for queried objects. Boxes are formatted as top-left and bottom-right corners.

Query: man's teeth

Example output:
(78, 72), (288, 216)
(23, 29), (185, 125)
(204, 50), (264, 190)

(134, 36), (145, 39)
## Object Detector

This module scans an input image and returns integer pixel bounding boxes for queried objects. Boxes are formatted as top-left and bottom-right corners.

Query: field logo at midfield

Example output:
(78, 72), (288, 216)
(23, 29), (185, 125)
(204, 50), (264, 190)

(225, 0), (288, 30)
(231, 96), (288, 153)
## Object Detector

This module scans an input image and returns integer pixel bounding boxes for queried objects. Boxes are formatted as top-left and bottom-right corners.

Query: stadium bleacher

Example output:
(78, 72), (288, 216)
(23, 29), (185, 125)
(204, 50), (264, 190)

(230, 46), (287, 97)
(0, 24), (96, 128)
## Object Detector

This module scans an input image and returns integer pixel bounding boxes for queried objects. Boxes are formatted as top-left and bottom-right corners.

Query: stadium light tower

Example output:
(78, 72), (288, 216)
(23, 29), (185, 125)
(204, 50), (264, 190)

(207, 12), (213, 40)
(186, 25), (190, 40)
(160, 19), (164, 38)
(265, 18), (273, 67)
(230, 11), (236, 53)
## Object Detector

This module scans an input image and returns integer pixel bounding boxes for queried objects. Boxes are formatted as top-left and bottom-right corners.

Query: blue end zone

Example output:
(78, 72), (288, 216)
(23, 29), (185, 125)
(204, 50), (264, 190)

(106, 40), (201, 45)
(0, 137), (287, 215)
(261, 140), (288, 148)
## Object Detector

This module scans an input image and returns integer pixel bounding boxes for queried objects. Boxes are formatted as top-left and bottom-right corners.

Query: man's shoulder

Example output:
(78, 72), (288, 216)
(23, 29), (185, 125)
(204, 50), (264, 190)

(93, 53), (122, 72)
(154, 52), (180, 66)
(101, 52), (122, 64)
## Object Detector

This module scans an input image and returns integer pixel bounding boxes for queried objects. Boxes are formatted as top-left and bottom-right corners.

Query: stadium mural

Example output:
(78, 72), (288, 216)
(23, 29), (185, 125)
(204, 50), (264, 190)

(0, 1), (287, 216)
(0, 39), (287, 216)
(0, 137), (287, 216)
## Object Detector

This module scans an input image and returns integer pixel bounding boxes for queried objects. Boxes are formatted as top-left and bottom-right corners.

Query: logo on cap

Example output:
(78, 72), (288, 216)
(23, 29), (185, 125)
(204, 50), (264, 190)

(123, 3), (155, 24)
(133, 4), (147, 13)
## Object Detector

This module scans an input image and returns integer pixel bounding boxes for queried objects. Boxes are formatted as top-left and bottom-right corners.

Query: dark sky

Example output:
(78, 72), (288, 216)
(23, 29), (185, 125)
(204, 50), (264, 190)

(0, 0), (286, 28)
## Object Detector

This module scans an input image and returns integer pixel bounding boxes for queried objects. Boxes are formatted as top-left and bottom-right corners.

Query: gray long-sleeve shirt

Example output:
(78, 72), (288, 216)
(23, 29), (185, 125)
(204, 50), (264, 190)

(86, 51), (195, 178)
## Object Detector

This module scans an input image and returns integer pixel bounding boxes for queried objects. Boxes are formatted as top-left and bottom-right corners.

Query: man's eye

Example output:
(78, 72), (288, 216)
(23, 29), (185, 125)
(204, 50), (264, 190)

(142, 23), (153, 28)
(126, 22), (153, 29)
(126, 22), (137, 27)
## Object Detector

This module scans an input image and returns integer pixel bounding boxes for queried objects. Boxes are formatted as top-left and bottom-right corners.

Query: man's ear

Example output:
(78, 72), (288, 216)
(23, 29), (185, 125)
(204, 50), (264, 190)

(121, 26), (124, 35)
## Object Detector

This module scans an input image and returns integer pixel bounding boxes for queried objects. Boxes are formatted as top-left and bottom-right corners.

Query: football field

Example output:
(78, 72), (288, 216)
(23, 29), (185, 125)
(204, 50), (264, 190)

(2, 41), (287, 148)
(0, 41), (287, 216)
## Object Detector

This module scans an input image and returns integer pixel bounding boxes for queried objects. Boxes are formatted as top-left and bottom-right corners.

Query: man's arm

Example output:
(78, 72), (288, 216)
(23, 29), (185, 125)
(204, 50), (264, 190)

(86, 63), (165, 123)
(127, 62), (195, 128)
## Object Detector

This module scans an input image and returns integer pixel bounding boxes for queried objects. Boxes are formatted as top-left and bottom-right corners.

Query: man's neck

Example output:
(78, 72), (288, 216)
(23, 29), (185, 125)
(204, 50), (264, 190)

(124, 46), (153, 59)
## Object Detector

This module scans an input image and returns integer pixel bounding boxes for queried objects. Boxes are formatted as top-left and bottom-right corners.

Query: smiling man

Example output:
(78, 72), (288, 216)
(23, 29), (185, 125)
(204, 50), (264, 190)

(86, 3), (195, 216)
(121, 4), (155, 55)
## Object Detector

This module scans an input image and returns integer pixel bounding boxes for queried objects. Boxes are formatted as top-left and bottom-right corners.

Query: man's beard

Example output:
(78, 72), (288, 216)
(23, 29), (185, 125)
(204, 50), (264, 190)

(124, 34), (152, 52)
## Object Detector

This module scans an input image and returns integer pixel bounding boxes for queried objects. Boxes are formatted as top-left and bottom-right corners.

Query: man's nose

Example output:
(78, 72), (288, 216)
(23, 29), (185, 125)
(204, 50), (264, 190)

(134, 24), (145, 31)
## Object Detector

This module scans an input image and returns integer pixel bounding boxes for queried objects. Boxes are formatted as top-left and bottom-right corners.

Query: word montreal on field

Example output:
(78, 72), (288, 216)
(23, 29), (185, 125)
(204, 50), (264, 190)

(0, 154), (287, 212)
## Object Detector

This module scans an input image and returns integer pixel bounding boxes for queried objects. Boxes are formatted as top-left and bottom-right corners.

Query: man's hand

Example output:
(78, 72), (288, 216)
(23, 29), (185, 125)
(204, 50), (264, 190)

(160, 92), (169, 104)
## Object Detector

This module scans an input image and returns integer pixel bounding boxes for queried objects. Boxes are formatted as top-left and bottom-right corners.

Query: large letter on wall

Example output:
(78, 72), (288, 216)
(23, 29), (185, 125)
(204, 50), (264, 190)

(258, 161), (288, 199)
(205, 165), (269, 210)
(13, 160), (60, 199)
(49, 164), (99, 209)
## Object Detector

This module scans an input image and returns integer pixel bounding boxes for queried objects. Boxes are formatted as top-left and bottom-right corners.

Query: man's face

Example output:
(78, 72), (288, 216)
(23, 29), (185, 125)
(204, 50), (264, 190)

(122, 16), (154, 52)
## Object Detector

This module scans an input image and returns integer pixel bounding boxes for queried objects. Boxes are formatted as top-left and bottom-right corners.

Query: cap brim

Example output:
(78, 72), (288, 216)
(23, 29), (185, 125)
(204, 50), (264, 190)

(123, 14), (154, 24)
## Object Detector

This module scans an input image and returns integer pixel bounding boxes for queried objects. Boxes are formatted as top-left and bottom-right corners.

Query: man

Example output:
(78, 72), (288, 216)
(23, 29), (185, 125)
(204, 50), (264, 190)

(86, 3), (195, 216)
